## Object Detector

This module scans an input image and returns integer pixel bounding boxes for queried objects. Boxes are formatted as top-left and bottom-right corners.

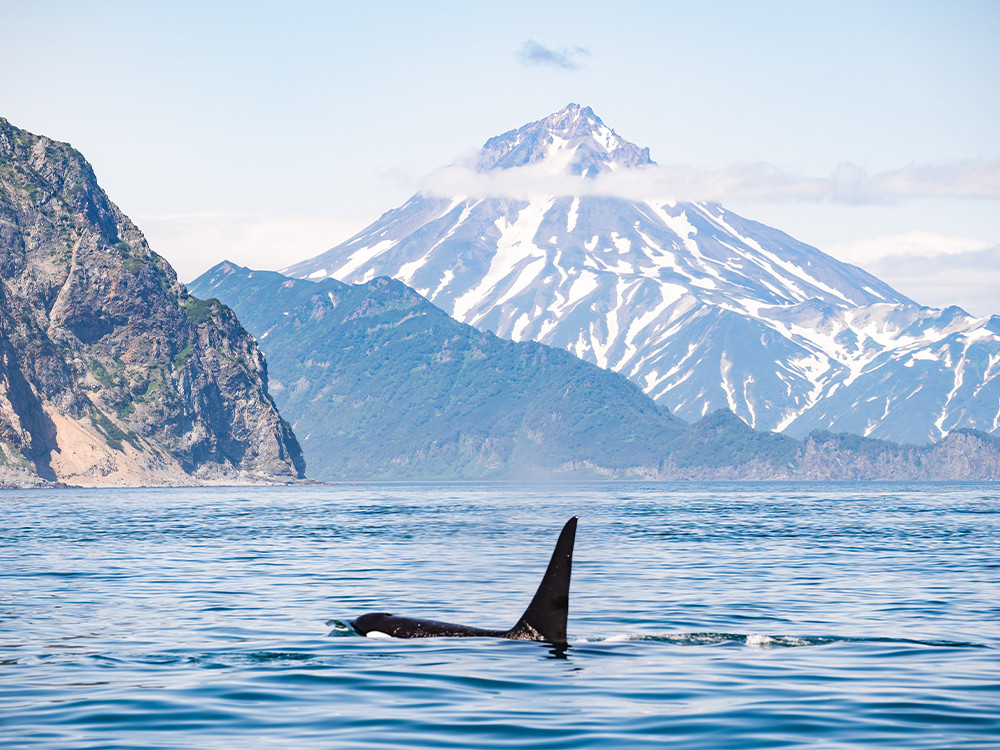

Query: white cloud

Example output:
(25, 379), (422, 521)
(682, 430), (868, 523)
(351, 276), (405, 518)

(135, 213), (365, 283)
(417, 157), (1000, 205)
(825, 231), (993, 264)
(516, 40), (589, 70)
(867, 159), (1000, 200)
(824, 234), (1000, 316)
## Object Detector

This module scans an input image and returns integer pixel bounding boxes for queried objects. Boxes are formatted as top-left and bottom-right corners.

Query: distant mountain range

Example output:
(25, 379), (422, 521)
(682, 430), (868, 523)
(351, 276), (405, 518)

(0, 117), (303, 486)
(284, 104), (1000, 446)
(191, 261), (1000, 481)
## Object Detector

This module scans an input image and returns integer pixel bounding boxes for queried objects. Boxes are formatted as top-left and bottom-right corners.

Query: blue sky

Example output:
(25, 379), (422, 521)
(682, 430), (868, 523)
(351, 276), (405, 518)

(3, 0), (998, 314)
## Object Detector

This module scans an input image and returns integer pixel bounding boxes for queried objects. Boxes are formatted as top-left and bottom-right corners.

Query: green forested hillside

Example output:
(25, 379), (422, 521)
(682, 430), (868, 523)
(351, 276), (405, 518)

(191, 263), (688, 479)
(190, 263), (1000, 481)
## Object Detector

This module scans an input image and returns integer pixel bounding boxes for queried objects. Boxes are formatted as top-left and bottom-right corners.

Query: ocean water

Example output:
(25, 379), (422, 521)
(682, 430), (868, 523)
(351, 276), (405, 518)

(1, 482), (998, 749)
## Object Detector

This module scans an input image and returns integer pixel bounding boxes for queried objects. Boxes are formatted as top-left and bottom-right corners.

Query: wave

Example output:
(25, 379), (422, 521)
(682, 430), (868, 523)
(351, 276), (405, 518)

(575, 632), (991, 649)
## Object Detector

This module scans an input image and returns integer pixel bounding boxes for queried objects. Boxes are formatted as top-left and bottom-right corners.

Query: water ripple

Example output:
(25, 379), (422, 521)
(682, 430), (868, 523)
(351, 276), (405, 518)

(2, 482), (999, 749)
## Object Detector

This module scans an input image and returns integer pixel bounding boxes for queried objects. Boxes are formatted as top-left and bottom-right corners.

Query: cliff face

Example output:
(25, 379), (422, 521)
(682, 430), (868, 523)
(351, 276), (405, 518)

(0, 117), (304, 486)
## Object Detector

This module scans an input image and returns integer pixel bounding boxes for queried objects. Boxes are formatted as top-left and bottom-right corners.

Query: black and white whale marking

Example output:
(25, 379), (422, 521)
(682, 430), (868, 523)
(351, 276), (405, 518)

(350, 517), (577, 646)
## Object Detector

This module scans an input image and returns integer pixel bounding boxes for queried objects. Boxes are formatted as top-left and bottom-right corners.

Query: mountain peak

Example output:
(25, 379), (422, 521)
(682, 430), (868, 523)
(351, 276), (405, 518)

(476, 103), (654, 177)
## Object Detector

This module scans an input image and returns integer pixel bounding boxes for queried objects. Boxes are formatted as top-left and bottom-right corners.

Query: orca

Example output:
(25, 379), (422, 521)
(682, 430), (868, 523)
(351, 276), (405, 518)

(350, 516), (577, 646)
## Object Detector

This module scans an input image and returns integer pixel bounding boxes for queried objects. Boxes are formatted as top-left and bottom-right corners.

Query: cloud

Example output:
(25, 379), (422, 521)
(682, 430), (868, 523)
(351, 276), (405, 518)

(826, 232), (993, 263)
(866, 158), (1000, 201)
(859, 242), (1000, 317)
(820, 232), (1000, 315)
(417, 157), (1000, 205)
(516, 39), (589, 69)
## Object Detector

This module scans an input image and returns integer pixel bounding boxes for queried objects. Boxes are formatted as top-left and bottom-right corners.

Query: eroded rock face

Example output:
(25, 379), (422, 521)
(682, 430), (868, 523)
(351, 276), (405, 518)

(0, 117), (304, 486)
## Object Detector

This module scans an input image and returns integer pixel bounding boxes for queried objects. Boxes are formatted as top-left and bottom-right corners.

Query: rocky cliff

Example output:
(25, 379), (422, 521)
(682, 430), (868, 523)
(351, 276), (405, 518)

(0, 117), (304, 486)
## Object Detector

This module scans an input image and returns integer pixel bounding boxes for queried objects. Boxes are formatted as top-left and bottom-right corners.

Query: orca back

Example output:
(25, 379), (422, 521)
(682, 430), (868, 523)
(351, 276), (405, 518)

(350, 612), (506, 639)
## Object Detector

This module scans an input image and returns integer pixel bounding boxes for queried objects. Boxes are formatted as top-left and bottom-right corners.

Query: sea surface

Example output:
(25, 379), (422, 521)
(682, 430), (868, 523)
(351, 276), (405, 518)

(1, 482), (998, 749)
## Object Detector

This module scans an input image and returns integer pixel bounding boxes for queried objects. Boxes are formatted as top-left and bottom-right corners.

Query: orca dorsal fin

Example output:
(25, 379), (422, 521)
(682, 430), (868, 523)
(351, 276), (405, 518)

(506, 516), (577, 645)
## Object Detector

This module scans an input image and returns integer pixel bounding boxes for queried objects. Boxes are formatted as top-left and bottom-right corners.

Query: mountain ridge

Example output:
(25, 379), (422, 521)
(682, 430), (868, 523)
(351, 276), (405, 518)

(192, 261), (1000, 481)
(190, 261), (694, 480)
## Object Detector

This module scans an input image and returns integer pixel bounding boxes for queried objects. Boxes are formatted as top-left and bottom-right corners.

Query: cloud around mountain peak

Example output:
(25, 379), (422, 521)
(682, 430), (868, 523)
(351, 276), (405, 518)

(418, 154), (1000, 205)
(417, 104), (1000, 205)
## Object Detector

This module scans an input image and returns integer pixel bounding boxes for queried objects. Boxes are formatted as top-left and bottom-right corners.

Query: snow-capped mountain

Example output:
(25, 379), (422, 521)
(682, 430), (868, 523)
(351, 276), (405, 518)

(475, 103), (653, 175)
(284, 104), (1000, 444)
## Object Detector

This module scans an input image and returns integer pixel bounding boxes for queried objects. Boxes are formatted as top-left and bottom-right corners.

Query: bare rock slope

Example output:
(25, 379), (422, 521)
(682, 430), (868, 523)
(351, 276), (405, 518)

(0, 117), (304, 486)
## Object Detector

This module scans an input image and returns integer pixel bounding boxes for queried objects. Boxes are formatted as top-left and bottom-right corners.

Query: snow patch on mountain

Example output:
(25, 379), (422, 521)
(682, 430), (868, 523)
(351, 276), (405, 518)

(283, 104), (1000, 445)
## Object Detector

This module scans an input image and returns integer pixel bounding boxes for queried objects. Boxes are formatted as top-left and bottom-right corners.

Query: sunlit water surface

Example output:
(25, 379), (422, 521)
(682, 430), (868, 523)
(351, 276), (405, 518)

(2, 482), (998, 748)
